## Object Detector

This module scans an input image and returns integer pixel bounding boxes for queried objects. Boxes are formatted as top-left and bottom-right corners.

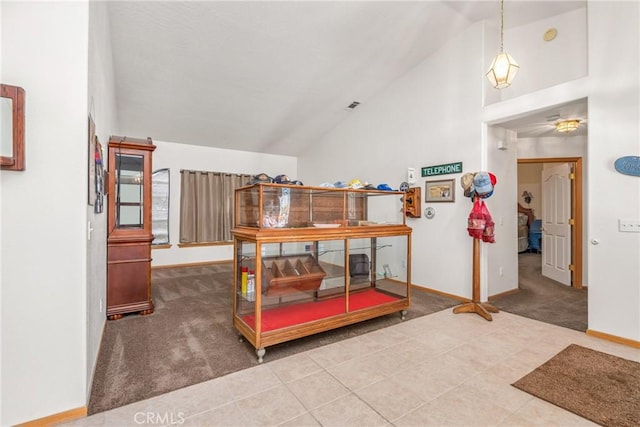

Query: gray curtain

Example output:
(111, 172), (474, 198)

(180, 170), (251, 243)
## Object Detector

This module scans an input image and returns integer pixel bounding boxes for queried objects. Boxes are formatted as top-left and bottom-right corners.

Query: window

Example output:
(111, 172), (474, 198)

(152, 168), (170, 245)
(179, 170), (251, 243)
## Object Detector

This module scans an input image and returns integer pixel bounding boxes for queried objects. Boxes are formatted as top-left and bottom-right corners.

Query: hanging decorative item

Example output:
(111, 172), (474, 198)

(486, 0), (519, 89)
(614, 156), (640, 177)
(94, 137), (105, 213)
(403, 187), (421, 218)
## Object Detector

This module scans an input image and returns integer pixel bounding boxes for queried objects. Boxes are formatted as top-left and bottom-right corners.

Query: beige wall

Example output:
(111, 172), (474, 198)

(518, 163), (542, 218)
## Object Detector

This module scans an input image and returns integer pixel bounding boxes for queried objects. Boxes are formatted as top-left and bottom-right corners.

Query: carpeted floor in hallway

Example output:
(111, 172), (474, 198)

(492, 252), (588, 332)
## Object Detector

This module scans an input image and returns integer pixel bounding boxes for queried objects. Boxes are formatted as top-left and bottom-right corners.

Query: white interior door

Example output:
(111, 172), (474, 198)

(541, 163), (572, 285)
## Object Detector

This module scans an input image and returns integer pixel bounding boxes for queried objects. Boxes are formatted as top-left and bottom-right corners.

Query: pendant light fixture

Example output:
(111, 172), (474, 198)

(486, 0), (519, 89)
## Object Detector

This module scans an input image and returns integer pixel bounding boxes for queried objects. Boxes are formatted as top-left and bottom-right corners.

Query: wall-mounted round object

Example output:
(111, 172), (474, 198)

(399, 182), (409, 192)
(424, 207), (435, 219)
(543, 28), (557, 41)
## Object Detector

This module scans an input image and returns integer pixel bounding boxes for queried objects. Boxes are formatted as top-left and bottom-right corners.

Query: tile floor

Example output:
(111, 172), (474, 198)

(61, 309), (639, 427)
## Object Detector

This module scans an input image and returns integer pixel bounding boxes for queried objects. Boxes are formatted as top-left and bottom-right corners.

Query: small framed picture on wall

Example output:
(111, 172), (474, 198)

(425, 179), (455, 203)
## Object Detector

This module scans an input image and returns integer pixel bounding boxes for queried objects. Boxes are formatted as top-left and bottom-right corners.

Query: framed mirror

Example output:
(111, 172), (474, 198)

(151, 168), (170, 245)
(1, 84), (26, 171)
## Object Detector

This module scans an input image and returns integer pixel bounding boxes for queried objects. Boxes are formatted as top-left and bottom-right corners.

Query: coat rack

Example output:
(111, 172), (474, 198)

(453, 195), (499, 321)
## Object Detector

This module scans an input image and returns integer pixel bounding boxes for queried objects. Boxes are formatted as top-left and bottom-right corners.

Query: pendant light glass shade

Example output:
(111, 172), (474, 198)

(486, 52), (519, 88)
(486, 0), (519, 89)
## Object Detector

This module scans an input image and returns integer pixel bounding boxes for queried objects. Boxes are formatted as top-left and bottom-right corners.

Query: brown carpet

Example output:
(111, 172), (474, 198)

(492, 253), (588, 331)
(88, 262), (459, 415)
(513, 344), (640, 427)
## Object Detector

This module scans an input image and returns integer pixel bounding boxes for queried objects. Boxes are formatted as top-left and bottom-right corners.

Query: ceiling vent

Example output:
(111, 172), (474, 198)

(347, 101), (360, 110)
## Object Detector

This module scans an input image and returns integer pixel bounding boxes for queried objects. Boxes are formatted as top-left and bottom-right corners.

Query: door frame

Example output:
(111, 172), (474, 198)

(518, 157), (583, 289)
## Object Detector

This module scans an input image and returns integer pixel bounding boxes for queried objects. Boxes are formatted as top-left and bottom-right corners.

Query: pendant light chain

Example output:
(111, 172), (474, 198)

(500, 0), (504, 53)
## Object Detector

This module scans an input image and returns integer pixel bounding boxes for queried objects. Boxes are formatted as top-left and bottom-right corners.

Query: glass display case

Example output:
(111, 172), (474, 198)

(232, 184), (412, 363)
(107, 136), (156, 319)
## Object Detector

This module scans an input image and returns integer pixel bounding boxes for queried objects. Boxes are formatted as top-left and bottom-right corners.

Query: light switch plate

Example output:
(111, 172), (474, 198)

(619, 219), (640, 232)
(407, 168), (416, 184)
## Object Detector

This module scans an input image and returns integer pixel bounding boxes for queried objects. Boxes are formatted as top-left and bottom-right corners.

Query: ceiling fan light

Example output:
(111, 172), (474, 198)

(486, 52), (520, 89)
(556, 119), (580, 133)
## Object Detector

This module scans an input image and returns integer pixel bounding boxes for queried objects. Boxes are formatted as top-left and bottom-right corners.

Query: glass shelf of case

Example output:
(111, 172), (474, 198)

(234, 183), (406, 229)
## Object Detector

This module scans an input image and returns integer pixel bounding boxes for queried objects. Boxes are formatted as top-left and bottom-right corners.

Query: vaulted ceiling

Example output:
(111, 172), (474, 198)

(106, 1), (585, 156)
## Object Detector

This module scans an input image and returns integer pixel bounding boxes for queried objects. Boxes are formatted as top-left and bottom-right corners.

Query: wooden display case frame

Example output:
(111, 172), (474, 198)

(232, 184), (412, 363)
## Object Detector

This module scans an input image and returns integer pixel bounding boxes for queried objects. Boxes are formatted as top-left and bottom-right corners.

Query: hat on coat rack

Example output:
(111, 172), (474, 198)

(473, 171), (495, 198)
(460, 172), (476, 198)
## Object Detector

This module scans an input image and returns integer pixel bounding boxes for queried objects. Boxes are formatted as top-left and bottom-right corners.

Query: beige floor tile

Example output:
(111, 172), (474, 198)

(498, 411), (544, 426)
(476, 326), (535, 352)
(267, 352), (323, 383)
(458, 372), (533, 413)
(151, 376), (239, 419)
(503, 338), (568, 367)
(535, 326), (587, 348)
(483, 352), (545, 384)
(437, 312), (497, 336)
(285, 370), (350, 410)
(579, 336), (640, 362)
(327, 350), (407, 390)
(388, 316), (438, 337)
(408, 328), (468, 355)
(348, 332), (397, 354)
(376, 337), (445, 366)
(235, 384), (308, 426)
(435, 350), (487, 377)
(359, 325), (411, 349)
(101, 399), (161, 427)
(180, 401), (241, 427)
(311, 393), (388, 426)
(511, 344), (564, 367)
(222, 364), (283, 400)
(444, 343), (502, 372)
(355, 377), (426, 422)
(277, 412), (321, 427)
(495, 311), (556, 332)
(183, 385), (307, 427)
(393, 354), (478, 402)
(512, 398), (599, 427)
(394, 385), (512, 427)
(306, 338), (367, 368)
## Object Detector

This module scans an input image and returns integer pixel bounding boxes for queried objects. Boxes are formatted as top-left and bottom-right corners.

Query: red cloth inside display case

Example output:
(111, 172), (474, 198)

(242, 289), (399, 332)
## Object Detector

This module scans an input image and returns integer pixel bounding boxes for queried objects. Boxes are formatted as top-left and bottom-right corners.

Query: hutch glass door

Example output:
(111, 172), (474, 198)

(115, 153), (144, 229)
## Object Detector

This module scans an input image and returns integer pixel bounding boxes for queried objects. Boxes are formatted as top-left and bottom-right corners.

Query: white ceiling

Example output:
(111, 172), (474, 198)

(106, 1), (586, 156)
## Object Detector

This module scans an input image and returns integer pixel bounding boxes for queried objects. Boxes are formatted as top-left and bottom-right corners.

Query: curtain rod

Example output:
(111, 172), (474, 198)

(180, 170), (251, 177)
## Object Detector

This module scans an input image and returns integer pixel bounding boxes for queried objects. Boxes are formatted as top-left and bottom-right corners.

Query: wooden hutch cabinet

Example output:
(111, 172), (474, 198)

(106, 136), (156, 320)
(232, 183), (412, 363)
